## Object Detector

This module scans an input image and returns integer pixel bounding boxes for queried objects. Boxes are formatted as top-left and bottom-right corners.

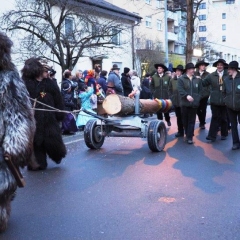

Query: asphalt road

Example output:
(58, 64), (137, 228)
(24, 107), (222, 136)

(2, 108), (240, 240)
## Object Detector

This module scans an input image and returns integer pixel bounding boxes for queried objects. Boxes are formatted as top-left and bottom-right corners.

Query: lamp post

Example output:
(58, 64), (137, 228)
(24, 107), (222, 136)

(164, 0), (169, 68)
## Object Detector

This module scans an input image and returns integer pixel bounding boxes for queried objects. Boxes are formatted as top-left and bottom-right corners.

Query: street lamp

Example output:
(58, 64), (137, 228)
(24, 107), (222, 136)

(164, 0), (169, 68)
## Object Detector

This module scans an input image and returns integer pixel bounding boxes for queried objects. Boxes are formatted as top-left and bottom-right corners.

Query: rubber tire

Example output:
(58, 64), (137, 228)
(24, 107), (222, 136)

(147, 120), (167, 152)
(84, 119), (105, 149)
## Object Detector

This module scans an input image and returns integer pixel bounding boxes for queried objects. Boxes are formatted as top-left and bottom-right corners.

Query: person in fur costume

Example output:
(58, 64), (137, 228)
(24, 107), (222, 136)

(0, 32), (35, 232)
(22, 57), (67, 171)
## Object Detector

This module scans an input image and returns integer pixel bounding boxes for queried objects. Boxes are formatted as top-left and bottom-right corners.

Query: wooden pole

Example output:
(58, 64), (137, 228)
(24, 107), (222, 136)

(102, 94), (172, 115)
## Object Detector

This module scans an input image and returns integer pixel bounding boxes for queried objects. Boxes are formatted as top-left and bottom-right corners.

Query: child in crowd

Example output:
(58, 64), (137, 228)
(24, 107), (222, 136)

(76, 84), (96, 130)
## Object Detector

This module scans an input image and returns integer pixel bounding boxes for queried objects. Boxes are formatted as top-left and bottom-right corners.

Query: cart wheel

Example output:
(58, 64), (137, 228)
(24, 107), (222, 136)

(84, 119), (105, 149)
(147, 120), (167, 152)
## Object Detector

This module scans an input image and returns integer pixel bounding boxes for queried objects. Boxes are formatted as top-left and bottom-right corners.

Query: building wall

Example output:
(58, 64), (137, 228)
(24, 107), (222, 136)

(0, 1), (136, 83)
(105, 0), (187, 70)
(196, 0), (240, 65)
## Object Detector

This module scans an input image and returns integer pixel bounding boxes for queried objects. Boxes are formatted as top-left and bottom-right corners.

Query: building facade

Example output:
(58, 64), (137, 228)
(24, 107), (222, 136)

(196, 0), (240, 65)
(105, 0), (187, 75)
(0, 0), (142, 82)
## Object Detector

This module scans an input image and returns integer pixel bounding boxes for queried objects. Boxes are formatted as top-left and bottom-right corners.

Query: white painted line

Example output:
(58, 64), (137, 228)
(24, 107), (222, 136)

(64, 138), (84, 145)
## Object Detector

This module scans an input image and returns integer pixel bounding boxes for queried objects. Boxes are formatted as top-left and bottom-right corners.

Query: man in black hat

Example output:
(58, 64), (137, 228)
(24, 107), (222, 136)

(150, 63), (171, 126)
(178, 63), (202, 144)
(195, 60), (210, 129)
(222, 61), (240, 150)
(202, 59), (229, 142)
(121, 67), (133, 97)
(168, 65), (184, 137)
(107, 64), (123, 95)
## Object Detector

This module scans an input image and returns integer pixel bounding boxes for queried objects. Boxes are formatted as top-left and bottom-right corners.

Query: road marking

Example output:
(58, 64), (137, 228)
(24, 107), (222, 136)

(64, 138), (84, 145)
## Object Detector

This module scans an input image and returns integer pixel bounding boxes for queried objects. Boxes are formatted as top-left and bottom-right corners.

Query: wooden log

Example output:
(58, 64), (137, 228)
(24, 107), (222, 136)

(102, 94), (172, 115)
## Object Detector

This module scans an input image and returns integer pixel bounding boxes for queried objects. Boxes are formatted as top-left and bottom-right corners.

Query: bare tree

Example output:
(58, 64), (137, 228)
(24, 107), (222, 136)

(0, 0), (136, 71)
(185, 0), (204, 63)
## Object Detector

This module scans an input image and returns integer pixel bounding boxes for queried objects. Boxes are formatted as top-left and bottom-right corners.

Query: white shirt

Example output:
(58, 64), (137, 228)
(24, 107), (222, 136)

(131, 76), (141, 91)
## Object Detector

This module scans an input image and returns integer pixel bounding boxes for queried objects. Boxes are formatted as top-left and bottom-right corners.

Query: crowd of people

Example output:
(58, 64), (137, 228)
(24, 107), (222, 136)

(149, 59), (240, 149)
(55, 59), (240, 151)
(1, 30), (240, 232)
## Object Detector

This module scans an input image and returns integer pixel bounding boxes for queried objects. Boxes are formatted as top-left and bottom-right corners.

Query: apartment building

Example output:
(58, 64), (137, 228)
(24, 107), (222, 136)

(196, 0), (240, 65)
(105, 0), (187, 74)
(0, 0), (141, 81)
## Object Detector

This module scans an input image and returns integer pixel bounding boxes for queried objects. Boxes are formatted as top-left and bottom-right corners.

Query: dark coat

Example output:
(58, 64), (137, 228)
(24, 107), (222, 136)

(195, 70), (210, 98)
(168, 76), (181, 107)
(86, 77), (97, 94)
(24, 78), (66, 163)
(121, 73), (133, 96)
(178, 74), (202, 108)
(223, 72), (240, 111)
(150, 73), (171, 99)
(62, 90), (75, 111)
(97, 75), (107, 94)
(142, 78), (150, 89)
(202, 70), (228, 106)
(107, 72), (123, 95)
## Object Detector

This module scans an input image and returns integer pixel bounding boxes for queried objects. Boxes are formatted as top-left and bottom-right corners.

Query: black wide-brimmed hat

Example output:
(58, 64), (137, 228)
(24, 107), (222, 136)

(124, 67), (130, 74)
(228, 61), (240, 70)
(184, 63), (195, 71)
(112, 64), (120, 70)
(154, 63), (168, 72)
(213, 59), (228, 67)
(195, 60), (209, 68)
(173, 64), (184, 72)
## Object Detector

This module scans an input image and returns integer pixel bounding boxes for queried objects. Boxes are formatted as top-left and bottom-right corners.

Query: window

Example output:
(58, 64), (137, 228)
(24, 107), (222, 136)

(112, 28), (121, 45)
(226, 0), (235, 4)
(155, 42), (162, 51)
(199, 14), (206, 20)
(199, 26), (207, 32)
(146, 16), (152, 28)
(199, 2), (206, 9)
(222, 36), (226, 42)
(157, 20), (162, 31)
(222, 13), (226, 19)
(136, 38), (141, 49)
(156, 0), (161, 8)
(145, 0), (151, 4)
(65, 18), (74, 36)
(222, 24), (226, 30)
(146, 40), (153, 50)
(199, 37), (206, 42)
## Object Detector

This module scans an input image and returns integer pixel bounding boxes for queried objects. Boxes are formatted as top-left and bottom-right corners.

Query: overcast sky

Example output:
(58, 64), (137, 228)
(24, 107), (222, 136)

(1, 0), (15, 11)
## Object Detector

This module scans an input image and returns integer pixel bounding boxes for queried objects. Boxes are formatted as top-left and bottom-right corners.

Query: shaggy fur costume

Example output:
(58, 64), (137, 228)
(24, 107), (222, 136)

(24, 78), (67, 169)
(0, 70), (35, 232)
(0, 32), (35, 232)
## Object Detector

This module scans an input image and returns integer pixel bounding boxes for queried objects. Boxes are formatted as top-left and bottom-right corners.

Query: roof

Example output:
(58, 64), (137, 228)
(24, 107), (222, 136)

(78, 0), (142, 23)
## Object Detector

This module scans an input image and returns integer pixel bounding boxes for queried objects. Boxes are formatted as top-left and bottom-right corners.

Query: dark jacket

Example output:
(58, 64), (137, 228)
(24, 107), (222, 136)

(107, 71), (123, 95)
(223, 72), (240, 111)
(121, 73), (133, 97)
(150, 73), (171, 99)
(178, 74), (202, 108)
(86, 77), (96, 94)
(142, 78), (150, 89)
(62, 90), (75, 111)
(97, 75), (107, 94)
(202, 70), (228, 106)
(168, 75), (181, 107)
(195, 70), (210, 98)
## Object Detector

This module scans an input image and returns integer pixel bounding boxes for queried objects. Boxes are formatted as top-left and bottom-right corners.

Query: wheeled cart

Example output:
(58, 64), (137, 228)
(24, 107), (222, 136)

(83, 110), (167, 152)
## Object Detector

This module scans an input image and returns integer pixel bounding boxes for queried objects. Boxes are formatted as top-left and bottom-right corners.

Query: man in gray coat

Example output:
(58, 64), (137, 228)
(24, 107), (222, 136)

(107, 64), (123, 95)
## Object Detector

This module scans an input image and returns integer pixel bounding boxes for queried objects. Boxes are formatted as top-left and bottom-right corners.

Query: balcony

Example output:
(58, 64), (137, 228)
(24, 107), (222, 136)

(168, 32), (178, 42)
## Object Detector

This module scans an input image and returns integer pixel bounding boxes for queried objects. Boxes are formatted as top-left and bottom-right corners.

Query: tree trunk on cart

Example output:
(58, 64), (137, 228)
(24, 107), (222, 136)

(102, 94), (172, 116)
